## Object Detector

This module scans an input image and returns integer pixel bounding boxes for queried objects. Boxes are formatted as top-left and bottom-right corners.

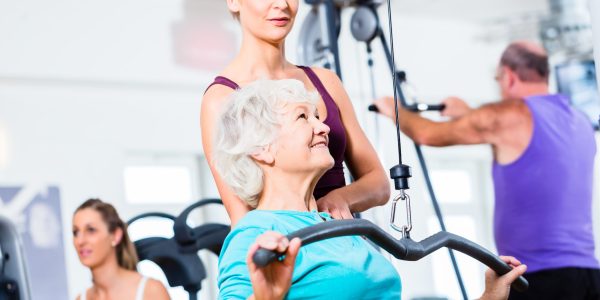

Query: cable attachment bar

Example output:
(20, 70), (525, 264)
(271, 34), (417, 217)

(390, 191), (412, 238)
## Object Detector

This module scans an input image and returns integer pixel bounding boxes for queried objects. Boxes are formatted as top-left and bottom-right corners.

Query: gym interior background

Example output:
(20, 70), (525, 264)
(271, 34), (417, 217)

(0, 0), (598, 299)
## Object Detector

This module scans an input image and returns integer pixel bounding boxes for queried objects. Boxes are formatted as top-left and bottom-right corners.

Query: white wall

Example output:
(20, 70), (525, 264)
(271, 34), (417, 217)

(0, 0), (235, 297)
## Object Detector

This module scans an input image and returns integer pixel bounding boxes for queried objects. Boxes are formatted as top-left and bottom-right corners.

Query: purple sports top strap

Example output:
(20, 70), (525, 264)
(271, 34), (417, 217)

(204, 76), (240, 94)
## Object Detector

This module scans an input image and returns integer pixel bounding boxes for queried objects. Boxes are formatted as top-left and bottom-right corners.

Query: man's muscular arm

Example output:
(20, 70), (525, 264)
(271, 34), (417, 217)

(374, 97), (528, 147)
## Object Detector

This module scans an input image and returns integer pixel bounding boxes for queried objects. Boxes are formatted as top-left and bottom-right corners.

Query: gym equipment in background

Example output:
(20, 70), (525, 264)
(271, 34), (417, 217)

(541, 0), (598, 129)
(128, 199), (229, 300)
(0, 216), (31, 300)
(298, 0), (379, 78)
(555, 59), (600, 130)
(369, 101), (446, 113)
(297, 0), (469, 298)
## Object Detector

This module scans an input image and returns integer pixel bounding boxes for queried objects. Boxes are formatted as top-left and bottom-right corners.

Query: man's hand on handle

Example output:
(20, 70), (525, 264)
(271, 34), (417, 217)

(441, 97), (472, 119)
(372, 96), (397, 119)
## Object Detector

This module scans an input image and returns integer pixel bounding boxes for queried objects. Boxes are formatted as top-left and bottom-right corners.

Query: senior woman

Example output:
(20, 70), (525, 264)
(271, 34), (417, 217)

(213, 79), (527, 300)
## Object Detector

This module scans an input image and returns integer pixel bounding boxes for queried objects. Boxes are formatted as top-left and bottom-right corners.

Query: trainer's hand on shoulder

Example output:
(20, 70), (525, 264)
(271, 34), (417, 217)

(317, 190), (354, 220)
(441, 97), (471, 119)
(480, 256), (527, 300)
(247, 232), (301, 300)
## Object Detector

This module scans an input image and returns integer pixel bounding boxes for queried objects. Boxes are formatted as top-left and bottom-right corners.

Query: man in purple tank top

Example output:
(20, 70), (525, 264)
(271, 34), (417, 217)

(373, 41), (600, 299)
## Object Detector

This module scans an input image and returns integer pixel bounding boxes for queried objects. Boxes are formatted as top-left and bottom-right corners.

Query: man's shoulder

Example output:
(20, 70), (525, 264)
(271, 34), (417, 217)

(477, 99), (531, 126)
(462, 99), (531, 147)
(483, 99), (528, 114)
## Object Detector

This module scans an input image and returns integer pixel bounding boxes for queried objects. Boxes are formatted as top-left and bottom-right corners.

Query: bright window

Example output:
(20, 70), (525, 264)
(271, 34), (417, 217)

(128, 218), (174, 240)
(124, 166), (193, 204)
(431, 169), (472, 204)
(428, 215), (484, 300)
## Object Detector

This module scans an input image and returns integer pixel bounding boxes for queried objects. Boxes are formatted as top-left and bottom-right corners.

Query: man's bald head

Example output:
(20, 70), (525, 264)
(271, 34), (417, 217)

(500, 41), (549, 83)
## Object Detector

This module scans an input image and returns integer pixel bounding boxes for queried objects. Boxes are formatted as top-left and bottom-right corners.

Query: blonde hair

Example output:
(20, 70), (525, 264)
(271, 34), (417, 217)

(75, 199), (139, 271)
(213, 79), (318, 207)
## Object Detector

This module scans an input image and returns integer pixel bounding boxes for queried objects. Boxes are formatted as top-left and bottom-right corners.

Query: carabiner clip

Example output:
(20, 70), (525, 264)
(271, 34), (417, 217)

(389, 190), (412, 238)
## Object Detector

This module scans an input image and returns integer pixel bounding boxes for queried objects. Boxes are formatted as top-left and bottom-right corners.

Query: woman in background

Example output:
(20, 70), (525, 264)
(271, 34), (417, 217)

(72, 199), (170, 300)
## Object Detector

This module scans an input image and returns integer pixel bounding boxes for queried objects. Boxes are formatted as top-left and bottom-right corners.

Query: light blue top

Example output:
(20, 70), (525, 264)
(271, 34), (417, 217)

(218, 210), (402, 299)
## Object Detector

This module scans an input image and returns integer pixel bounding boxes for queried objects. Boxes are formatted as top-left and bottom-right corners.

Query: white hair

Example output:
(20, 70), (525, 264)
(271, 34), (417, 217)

(212, 79), (318, 207)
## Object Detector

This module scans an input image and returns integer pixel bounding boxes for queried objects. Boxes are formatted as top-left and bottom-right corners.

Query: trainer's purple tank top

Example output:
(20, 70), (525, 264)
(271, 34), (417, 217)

(206, 66), (347, 200)
(492, 94), (598, 273)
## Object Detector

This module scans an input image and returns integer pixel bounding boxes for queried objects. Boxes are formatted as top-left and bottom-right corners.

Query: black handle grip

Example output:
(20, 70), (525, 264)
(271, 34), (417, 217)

(368, 103), (446, 113)
(368, 104), (379, 112)
(406, 103), (446, 112)
(426, 104), (446, 111)
(253, 248), (279, 267)
(251, 219), (528, 292)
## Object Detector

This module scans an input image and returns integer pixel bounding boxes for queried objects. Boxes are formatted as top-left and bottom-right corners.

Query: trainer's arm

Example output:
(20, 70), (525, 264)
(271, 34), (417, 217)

(201, 86), (251, 226)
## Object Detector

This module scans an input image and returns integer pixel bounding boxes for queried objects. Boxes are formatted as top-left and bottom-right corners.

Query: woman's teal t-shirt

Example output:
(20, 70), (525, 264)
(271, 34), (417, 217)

(217, 210), (402, 299)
